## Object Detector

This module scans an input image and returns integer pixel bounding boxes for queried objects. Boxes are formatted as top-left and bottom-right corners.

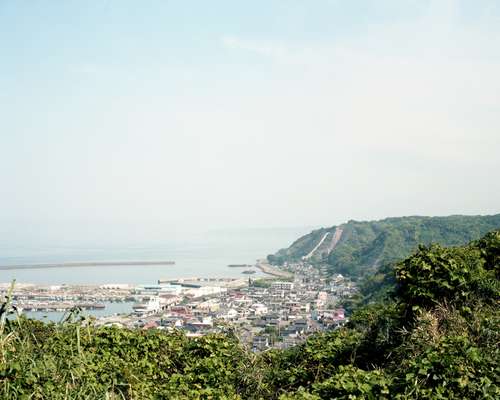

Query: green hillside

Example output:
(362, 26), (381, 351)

(1, 230), (499, 398)
(268, 214), (500, 278)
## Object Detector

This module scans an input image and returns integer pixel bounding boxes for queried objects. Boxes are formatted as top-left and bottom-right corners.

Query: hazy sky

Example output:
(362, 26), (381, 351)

(1, 0), (499, 245)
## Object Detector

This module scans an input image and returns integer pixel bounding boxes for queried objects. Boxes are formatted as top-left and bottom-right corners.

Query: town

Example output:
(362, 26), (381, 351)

(2, 261), (358, 351)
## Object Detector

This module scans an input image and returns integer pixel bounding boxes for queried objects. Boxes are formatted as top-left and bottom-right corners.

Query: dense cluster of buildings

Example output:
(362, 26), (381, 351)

(3, 262), (358, 351)
(97, 262), (358, 351)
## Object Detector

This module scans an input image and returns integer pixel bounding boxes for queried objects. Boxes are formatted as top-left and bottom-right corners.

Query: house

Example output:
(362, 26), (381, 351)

(250, 303), (268, 316)
(252, 335), (269, 351)
(294, 318), (309, 330)
(223, 308), (239, 320)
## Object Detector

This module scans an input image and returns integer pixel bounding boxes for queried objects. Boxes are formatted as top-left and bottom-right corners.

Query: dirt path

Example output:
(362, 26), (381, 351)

(303, 232), (330, 260)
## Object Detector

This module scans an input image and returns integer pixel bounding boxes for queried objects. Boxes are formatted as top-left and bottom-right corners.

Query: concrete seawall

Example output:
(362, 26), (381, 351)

(256, 263), (293, 278)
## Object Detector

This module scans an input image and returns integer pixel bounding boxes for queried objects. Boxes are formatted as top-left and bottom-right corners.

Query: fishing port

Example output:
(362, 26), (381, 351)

(1, 258), (358, 351)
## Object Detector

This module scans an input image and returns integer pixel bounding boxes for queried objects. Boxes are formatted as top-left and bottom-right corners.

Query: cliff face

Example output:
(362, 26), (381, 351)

(269, 214), (500, 278)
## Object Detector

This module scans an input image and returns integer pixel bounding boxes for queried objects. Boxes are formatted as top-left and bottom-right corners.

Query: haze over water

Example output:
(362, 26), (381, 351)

(0, 227), (309, 285)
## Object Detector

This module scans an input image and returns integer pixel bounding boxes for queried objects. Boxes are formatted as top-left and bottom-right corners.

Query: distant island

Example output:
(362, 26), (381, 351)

(0, 261), (175, 271)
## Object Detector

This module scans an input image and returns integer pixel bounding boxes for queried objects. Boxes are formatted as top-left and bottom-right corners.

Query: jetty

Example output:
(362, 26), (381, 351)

(0, 261), (175, 271)
(255, 262), (293, 278)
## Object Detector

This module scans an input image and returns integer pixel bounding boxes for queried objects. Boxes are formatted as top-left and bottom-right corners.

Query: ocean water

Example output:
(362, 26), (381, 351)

(0, 227), (309, 285)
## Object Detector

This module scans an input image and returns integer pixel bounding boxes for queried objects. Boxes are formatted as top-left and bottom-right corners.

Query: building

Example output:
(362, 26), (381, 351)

(134, 284), (183, 296)
(250, 303), (268, 316)
(133, 296), (161, 315)
(252, 335), (270, 351)
(270, 281), (294, 291)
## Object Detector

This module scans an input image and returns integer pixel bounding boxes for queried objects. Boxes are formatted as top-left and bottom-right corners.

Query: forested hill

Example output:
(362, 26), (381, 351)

(268, 214), (500, 278)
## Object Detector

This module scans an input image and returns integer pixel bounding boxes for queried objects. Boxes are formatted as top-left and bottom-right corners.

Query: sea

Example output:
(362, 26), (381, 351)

(0, 227), (309, 286)
(1, 227), (310, 320)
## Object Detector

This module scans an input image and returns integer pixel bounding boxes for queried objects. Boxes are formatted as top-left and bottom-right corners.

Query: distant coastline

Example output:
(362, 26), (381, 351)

(0, 261), (175, 271)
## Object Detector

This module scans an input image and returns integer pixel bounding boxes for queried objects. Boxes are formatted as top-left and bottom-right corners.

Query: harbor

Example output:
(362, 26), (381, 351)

(1, 257), (358, 352)
(18, 302), (106, 312)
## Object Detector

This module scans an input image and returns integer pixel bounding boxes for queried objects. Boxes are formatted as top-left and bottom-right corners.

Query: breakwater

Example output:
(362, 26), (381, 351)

(255, 262), (293, 278)
(0, 261), (175, 271)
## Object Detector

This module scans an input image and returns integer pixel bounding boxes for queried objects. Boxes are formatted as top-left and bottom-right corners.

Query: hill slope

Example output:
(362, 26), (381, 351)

(268, 214), (500, 278)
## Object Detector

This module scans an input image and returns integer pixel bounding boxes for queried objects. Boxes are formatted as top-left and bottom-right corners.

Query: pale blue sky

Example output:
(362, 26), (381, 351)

(1, 0), (499, 245)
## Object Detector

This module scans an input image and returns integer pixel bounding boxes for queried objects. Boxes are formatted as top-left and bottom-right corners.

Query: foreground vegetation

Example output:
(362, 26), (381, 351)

(1, 231), (499, 399)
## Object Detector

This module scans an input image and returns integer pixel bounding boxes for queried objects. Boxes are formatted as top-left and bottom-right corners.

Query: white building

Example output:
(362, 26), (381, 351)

(271, 281), (294, 291)
(135, 284), (183, 296)
(133, 296), (161, 314)
(186, 286), (227, 298)
(251, 303), (268, 316)
(223, 308), (239, 320)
